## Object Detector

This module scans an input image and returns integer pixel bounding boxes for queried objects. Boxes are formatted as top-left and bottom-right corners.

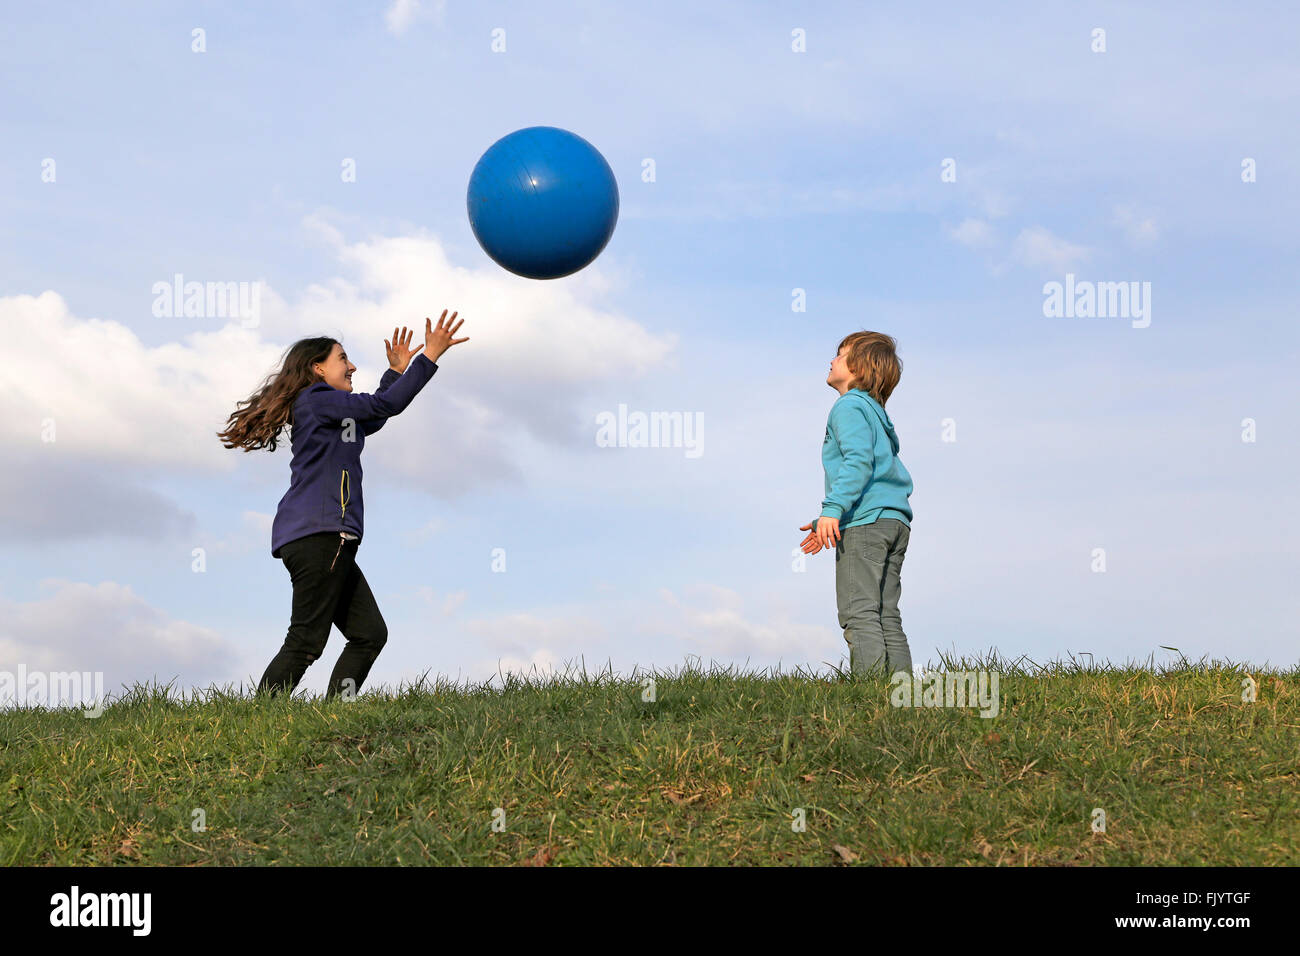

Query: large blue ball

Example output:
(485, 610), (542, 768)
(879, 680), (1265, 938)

(467, 127), (619, 280)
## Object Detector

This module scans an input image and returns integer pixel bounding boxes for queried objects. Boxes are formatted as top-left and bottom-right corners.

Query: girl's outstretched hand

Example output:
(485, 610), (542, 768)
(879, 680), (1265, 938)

(425, 310), (469, 363)
(798, 522), (824, 555)
(385, 325), (424, 373)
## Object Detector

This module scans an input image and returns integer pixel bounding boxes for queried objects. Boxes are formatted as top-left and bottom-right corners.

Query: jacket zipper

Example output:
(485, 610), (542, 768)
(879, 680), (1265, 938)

(330, 468), (351, 572)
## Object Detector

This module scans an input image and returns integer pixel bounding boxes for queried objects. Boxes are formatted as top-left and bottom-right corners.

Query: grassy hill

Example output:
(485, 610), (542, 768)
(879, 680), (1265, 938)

(3, 655), (1297, 865)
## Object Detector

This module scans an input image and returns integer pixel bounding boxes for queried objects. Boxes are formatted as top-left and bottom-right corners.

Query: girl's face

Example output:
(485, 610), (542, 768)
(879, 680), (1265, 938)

(314, 343), (356, 392)
(827, 346), (853, 393)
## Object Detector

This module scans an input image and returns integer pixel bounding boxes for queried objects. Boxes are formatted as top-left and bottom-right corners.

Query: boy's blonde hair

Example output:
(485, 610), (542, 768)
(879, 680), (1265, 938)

(837, 331), (902, 406)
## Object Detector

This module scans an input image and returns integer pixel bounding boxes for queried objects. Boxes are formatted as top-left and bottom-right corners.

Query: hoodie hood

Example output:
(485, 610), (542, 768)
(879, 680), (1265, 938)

(845, 389), (900, 454)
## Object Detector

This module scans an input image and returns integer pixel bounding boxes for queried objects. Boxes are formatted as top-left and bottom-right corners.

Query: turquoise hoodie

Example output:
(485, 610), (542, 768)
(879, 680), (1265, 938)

(821, 388), (913, 529)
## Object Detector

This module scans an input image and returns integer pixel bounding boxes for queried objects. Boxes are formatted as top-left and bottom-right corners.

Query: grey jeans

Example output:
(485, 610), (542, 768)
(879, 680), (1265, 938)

(834, 518), (912, 677)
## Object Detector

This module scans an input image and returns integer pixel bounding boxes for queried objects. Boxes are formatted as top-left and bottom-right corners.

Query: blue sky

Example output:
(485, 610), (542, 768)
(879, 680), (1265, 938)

(2, 1), (1297, 703)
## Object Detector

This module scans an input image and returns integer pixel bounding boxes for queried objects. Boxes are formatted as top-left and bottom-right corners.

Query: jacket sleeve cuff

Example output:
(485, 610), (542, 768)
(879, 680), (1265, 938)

(820, 504), (843, 519)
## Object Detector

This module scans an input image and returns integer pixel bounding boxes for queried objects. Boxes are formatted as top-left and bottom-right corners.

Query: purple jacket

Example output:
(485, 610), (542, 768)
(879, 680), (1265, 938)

(270, 353), (438, 557)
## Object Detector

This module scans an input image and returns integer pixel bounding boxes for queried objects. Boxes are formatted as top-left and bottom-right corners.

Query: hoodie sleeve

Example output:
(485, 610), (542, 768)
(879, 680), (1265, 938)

(306, 353), (438, 428)
(821, 399), (876, 519)
(359, 367), (402, 436)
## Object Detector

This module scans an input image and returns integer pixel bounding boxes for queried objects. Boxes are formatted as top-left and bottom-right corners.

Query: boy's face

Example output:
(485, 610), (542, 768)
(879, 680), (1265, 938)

(827, 346), (853, 392)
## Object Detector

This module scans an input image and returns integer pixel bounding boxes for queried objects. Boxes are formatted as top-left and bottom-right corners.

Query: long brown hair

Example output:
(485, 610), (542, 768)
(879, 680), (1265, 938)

(217, 337), (338, 452)
(837, 331), (902, 407)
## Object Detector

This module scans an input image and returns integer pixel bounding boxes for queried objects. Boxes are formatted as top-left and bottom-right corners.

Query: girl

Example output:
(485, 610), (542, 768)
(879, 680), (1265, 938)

(217, 311), (469, 698)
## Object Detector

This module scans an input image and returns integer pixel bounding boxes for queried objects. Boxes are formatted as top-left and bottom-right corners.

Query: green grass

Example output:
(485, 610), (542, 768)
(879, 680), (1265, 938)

(2, 653), (1297, 865)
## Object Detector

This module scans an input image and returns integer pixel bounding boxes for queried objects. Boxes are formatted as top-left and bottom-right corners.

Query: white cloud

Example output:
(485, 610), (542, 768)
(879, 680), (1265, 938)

(980, 192), (1011, 219)
(402, 517), (446, 545)
(1010, 226), (1091, 272)
(1112, 204), (1160, 245)
(2, 218), (675, 538)
(0, 579), (241, 704)
(299, 215), (673, 391)
(0, 450), (198, 541)
(211, 511), (274, 555)
(463, 610), (608, 655)
(657, 584), (836, 661)
(947, 218), (994, 248)
(416, 586), (467, 616)
(448, 609), (617, 682)
(293, 218), (677, 493)
(994, 126), (1038, 150)
(0, 290), (285, 472)
(384, 0), (444, 36)
(442, 590), (468, 615)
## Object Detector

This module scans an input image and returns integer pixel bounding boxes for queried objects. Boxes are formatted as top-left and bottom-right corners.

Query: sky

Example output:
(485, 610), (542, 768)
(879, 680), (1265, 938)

(1, 1), (1297, 705)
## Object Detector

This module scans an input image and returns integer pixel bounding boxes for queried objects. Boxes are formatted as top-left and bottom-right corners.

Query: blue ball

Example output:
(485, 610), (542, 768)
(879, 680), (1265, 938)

(467, 126), (619, 280)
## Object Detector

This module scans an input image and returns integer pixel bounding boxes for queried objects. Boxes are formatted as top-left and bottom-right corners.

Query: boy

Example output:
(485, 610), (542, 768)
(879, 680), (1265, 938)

(799, 332), (914, 677)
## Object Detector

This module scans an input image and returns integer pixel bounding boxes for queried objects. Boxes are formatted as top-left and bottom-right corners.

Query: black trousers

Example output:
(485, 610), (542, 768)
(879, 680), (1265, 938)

(258, 531), (388, 699)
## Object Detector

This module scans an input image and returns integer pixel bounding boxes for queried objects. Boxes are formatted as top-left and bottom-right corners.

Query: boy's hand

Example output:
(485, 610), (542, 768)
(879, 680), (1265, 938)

(816, 515), (841, 550)
(798, 522), (823, 555)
